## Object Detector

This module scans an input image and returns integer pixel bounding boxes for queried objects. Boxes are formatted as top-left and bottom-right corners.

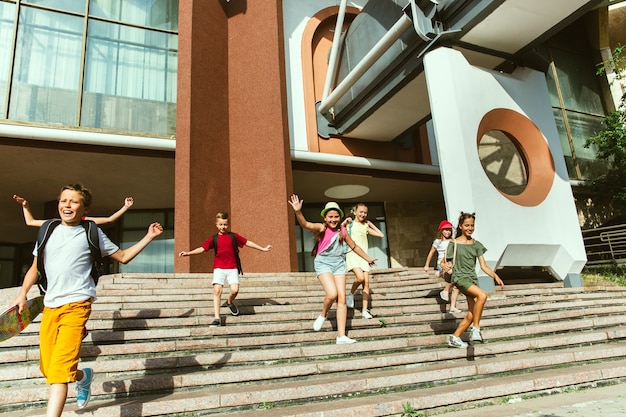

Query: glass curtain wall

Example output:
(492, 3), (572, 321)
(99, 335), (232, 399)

(0, 0), (178, 136)
(119, 210), (174, 273)
(542, 21), (608, 180)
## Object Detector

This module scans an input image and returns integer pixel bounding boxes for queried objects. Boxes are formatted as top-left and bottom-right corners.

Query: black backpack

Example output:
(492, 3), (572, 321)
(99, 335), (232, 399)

(36, 219), (104, 295)
(212, 232), (243, 275)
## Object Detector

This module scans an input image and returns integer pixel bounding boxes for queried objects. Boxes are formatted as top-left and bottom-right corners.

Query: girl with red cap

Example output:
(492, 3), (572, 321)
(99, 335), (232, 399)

(424, 219), (461, 313)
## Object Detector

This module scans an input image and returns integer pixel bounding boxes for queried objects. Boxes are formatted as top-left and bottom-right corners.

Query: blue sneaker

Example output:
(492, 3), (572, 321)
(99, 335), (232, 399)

(76, 368), (93, 409)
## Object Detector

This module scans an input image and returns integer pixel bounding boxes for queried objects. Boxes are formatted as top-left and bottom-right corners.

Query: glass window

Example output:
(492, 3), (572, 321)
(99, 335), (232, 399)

(24, 0), (86, 14)
(0, 1), (16, 117)
(9, 6), (83, 124)
(89, 0), (178, 31)
(564, 110), (608, 179)
(119, 228), (173, 273)
(81, 19), (177, 135)
(118, 210), (173, 273)
(550, 48), (605, 116)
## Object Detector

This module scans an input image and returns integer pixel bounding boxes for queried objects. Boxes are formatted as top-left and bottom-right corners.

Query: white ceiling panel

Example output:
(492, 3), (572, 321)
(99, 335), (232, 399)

(460, 0), (591, 54)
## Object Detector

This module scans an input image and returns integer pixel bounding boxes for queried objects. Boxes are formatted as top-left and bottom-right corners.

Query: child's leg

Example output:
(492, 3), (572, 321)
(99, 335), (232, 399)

(332, 274), (348, 337)
(453, 296), (475, 337)
(450, 286), (460, 310)
(350, 268), (364, 295)
(213, 284), (223, 319)
(468, 285), (488, 326)
(361, 271), (371, 311)
(48, 383), (69, 417)
(317, 272), (339, 318)
(40, 301), (91, 416)
(227, 284), (239, 304)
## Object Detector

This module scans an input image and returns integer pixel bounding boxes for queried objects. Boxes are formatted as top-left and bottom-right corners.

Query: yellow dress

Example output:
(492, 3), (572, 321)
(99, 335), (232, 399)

(345, 221), (370, 272)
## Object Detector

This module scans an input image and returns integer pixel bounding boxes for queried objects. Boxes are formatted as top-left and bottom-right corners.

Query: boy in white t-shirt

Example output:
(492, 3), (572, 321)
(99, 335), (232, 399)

(11, 184), (163, 416)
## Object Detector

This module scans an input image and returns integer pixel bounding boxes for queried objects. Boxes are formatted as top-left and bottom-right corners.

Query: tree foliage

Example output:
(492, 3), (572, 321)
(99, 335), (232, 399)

(585, 45), (626, 215)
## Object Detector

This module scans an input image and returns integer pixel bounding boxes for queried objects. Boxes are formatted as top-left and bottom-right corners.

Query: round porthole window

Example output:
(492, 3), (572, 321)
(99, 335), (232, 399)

(476, 109), (555, 207)
(478, 129), (528, 196)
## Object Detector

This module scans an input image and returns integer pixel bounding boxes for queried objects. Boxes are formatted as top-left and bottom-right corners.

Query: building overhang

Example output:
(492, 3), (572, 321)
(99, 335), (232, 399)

(319, 0), (607, 142)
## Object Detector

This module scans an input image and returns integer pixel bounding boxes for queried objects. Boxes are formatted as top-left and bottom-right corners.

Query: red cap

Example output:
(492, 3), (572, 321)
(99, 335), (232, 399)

(438, 220), (453, 231)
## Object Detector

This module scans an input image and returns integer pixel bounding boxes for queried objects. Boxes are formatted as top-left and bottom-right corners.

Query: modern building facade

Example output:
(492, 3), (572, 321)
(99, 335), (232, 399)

(0, 0), (625, 288)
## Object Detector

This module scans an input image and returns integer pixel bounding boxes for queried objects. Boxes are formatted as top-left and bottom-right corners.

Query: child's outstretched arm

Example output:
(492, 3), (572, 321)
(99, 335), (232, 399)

(86, 197), (134, 225)
(178, 247), (206, 257)
(424, 246), (437, 272)
(110, 222), (163, 264)
(478, 255), (504, 289)
(366, 220), (384, 238)
(245, 240), (272, 252)
(288, 194), (324, 233)
(345, 233), (377, 266)
(13, 195), (44, 227)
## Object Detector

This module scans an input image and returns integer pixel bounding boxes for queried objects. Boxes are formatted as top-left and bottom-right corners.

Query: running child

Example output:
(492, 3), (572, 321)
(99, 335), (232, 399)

(441, 212), (504, 348)
(11, 184), (163, 415)
(178, 212), (271, 326)
(343, 203), (384, 319)
(423, 220), (461, 313)
(288, 194), (376, 344)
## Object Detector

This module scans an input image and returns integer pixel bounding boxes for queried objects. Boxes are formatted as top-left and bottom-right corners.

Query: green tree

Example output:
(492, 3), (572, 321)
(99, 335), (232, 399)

(585, 45), (626, 215)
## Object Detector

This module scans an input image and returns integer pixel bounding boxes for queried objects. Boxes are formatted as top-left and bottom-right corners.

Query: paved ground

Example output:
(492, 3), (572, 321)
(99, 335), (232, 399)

(434, 382), (626, 417)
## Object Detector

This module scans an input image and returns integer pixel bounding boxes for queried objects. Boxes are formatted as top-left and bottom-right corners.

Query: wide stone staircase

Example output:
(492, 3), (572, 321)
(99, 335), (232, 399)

(1, 268), (626, 416)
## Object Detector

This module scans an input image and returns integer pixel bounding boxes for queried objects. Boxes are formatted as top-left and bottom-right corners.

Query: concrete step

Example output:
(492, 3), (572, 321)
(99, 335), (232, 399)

(1, 268), (626, 415)
(4, 350), (626, 416)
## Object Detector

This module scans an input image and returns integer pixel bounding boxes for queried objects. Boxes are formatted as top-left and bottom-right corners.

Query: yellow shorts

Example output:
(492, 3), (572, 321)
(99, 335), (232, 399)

(39, 299), (92, 384)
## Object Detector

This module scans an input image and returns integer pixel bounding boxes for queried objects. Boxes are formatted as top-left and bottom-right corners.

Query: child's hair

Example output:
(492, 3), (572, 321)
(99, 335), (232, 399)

(60, 184), (92, 208)
(455, 211), (476, 237)
(216, 212), (229, 221)
(437, 228), (452, 240)
(352, 202), (367, 213)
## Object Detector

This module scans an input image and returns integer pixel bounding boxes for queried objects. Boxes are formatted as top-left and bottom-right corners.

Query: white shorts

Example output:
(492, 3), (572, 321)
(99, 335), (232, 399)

(212, 268), (240, 286)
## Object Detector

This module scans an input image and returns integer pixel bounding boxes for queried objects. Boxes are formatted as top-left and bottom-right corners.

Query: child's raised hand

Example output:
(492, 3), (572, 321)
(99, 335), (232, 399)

(147, 222), (163, 238)
(261, 245), (272, 252)
(13, 195), (29, 208)
(288, 194), (303, 212)
(124, 197), (134, 208)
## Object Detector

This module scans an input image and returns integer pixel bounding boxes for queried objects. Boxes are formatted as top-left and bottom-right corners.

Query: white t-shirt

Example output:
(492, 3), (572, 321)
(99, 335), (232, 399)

(432, 238), (451, 262)
(33, 224), (119, 308)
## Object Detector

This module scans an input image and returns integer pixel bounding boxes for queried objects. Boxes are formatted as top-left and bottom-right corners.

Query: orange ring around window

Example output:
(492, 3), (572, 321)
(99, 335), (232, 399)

(476, 108), (555, 207)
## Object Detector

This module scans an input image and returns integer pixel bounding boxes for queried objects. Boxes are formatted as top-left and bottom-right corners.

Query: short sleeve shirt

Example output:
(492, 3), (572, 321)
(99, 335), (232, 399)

(445, 240), (487, 280)
(34, 224), (119, 308)
(201, 233), (247, 270)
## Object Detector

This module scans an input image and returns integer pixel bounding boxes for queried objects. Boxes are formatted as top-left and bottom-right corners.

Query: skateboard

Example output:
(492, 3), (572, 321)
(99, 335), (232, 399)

(0, 296), (44, 342)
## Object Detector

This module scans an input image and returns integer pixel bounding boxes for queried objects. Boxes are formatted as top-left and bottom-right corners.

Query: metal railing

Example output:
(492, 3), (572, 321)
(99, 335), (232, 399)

(582, 224), (626, 266)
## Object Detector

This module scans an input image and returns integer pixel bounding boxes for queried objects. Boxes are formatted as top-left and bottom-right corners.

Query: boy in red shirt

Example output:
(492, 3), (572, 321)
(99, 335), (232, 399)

(178, 212), (271, 326)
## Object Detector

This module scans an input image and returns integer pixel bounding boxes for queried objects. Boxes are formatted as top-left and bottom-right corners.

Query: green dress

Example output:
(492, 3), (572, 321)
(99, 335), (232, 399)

(445, 240), (487, 293)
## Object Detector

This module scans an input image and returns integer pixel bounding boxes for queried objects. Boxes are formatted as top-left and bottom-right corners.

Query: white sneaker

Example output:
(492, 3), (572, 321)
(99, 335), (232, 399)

(362, 309), (373, 319)
(470, 326), (483, 343)
(336, 335), (357, 344)
(440, 290), (449, 302)
(346, 293), (355, 309)
(313, 315), (326, 331)
(447, 335), (468, 348)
